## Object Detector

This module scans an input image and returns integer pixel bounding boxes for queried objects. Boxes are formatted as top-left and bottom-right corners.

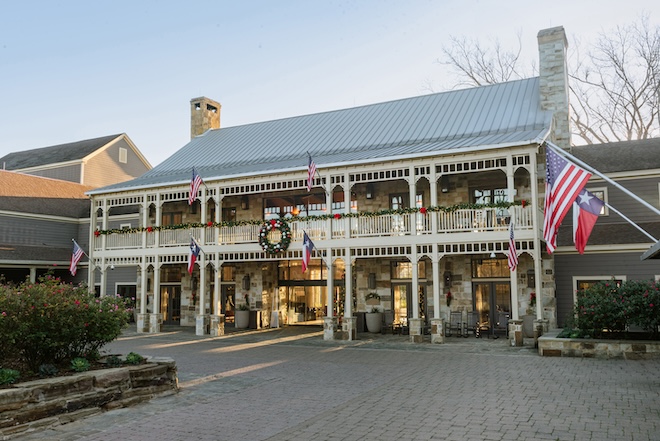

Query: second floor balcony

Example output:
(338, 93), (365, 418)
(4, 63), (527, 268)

(95, 205), (534, 252)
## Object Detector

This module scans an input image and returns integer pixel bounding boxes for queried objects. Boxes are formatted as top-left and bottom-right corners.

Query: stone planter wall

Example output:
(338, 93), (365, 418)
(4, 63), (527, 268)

(538, 331), (660, 359)
(0, 357), (178, 439)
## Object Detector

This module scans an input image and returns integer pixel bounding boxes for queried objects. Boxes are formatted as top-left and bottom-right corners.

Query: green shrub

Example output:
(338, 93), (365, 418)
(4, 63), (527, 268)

(105, 355), (122, 367)
(0, 368), (20, 385)
(70, 357), (90, 372)
(572, 279), (660, 338)
(0, 275), (132, 371)
(38, 363), (59, 377)
(125, 352), (144, 365)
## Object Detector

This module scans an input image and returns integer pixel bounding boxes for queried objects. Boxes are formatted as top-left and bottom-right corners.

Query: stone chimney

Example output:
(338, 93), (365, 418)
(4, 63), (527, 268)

(190, 97), (221, 139)
(537, 26), (570, 149)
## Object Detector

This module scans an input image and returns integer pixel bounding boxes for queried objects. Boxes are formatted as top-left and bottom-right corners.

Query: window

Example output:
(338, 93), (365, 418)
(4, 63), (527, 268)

(472, 258), (510, 278)
(222, 207), (236, 222)
(391, 261), (426, 279)
(119, 147), (128, 164)
(586, 187), (608, 215)
(119, 223), (131, 230)
(572, 275), (626, 303)
(162, 212), (182, 226)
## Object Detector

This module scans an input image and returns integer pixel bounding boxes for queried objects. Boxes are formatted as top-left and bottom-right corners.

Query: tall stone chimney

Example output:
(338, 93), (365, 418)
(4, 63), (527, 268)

(537, 26), (570, 149)
(190, 97), (221, 139)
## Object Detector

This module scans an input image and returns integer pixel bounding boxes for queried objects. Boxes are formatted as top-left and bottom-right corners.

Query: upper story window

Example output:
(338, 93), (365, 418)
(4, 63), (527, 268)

(471, 258), (510, 278)
(586, 187), (608, 215)
(162, 212), (182, 226)
(119, 147), (128, 164)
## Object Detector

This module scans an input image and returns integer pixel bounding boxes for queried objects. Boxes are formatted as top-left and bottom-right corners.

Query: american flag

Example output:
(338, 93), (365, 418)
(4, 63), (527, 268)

(188, 237), (201, 275)
(507, 222), (518, 272)
(307, 154), (317, 192)
(302, 231), (316, 272)
(70, 240), (84, 276)
(189, 167), (203, 205)
(543, 148), (592, 254)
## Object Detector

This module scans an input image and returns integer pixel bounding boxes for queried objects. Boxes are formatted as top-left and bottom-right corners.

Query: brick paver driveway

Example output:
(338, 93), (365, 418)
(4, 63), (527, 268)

(16, 326), (660, 441)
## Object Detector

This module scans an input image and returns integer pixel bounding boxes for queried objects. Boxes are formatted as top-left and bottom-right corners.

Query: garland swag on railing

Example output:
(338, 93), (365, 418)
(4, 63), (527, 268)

(93, 200), (526, 236)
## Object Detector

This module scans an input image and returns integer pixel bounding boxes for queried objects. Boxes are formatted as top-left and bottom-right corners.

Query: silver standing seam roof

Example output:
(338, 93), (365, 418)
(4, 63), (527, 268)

(89, 77), (551, 195)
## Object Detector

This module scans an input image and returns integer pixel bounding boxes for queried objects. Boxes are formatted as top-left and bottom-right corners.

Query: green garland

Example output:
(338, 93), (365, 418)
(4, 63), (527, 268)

(258, 219), (291, 254)
(94, 200), (526, 236)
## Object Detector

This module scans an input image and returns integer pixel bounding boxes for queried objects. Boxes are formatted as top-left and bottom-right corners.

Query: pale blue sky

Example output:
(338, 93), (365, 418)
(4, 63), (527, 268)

(1, 0), (657, 166)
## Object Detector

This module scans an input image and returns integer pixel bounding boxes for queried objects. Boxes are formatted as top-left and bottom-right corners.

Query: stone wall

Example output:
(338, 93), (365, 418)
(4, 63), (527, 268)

(538, 331), (660, 359)
(0, 357), (178, 439)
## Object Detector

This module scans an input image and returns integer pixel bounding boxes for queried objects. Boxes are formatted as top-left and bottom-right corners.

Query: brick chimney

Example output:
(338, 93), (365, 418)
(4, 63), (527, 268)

(190, 97), (221, 139)
(537, 26), (570, 149)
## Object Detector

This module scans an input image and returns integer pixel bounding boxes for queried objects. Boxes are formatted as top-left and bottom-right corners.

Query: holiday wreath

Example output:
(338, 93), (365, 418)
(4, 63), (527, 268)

(258, 219), (292, 254)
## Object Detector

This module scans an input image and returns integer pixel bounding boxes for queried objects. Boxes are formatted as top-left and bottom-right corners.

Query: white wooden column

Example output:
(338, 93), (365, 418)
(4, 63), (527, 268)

(529, 151), (544, 319)
(140, 262), (148, 314)
(344, 252), (352, 318)
(411, 257), (419, 319)
(431, 246), (440, 319)
(326, 250), (334, 317)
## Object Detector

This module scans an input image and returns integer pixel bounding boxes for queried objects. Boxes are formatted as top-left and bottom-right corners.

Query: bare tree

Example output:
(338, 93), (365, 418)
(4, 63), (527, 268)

(437, 17), (660, 144)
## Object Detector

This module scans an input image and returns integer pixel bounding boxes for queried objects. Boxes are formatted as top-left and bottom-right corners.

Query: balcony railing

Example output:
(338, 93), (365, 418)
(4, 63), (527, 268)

(94, 206), (532, 251)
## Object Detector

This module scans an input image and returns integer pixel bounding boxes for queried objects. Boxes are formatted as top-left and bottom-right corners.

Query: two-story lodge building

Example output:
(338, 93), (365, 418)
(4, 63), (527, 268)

(87, 27), (571, 342)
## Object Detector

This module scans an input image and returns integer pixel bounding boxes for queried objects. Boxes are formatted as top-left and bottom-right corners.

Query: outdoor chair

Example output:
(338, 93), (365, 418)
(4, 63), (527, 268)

(447, 311), (463, 337)
(465, 311), (479, 337)
(493, 311), (509, 338)
(381, 311), (395, 335)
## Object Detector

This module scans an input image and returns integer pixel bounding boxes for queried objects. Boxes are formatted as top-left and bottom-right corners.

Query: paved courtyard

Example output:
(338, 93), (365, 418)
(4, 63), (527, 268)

(14, 326), (660, 441)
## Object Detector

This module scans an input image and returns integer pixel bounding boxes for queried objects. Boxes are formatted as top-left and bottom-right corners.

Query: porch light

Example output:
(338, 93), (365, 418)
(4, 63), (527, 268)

(490, 251), (496, 258)
(366, 183), (374, 199)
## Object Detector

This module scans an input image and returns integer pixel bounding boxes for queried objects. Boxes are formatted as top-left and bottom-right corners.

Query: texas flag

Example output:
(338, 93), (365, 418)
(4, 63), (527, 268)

(572, 189), (605, 254)
(188, 237), (201, 274)
(302, 231), (316, 273)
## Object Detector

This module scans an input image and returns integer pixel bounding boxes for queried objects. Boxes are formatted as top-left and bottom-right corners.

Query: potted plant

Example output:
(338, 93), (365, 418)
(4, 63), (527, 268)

(235, 294), (250, 329)
(365, 293), (382, 333)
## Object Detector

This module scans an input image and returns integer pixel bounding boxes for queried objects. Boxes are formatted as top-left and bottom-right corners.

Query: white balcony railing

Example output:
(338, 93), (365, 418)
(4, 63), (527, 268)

(94, 206), (532, 251)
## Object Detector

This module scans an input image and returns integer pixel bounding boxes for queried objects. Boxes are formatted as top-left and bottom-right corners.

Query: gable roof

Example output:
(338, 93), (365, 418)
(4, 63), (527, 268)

(569, 138), (660, 173)
(0, 134), (124, 170)
(0, 170), (92, 198)
(91, 77), (552, 195)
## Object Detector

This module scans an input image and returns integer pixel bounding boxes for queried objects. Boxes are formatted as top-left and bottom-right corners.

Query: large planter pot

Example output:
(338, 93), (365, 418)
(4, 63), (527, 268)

(235, 310), (250, 329)
(522, 314), (536, 338)
(365, 312), (383, 333)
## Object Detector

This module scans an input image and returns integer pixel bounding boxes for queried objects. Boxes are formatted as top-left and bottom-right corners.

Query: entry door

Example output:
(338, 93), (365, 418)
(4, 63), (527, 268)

(161, 285), (181, 325)
(392, 283), (411, 325)
(473, 282), (510, 334)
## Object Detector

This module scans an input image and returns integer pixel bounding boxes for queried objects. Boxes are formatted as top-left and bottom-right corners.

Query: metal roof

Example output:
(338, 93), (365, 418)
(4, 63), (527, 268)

(91, 77), (551, 194)
(0, 134), (124, 170)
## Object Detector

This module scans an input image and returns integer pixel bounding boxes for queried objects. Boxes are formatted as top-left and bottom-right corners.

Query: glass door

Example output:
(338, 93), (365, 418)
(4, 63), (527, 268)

(473, 282), (510, 337)
(221, 284), (235, 324)
(161, 285), (181, 325)
(392, 283), (411, 326)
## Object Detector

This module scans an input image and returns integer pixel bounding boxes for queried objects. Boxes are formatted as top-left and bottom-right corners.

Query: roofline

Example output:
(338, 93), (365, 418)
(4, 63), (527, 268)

(10, 158), (83, 173)
(87, 134), (548, 197)
(83, 133), (153, 169)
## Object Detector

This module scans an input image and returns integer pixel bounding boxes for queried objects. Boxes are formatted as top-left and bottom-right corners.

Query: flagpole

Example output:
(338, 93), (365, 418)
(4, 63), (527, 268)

(603, 202), (658, 242)
(546, 142), (660, 216)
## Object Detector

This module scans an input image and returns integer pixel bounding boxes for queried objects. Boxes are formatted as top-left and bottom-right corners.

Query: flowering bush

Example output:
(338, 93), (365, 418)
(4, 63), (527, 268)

(572, 279), (659, 338)
(0, 275), (132, 371)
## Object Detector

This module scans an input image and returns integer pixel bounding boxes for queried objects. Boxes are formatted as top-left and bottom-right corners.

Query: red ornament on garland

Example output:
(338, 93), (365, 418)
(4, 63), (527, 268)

(207, 221), (213, 227)
(94, 230), (100, 237)
(270, 219), (277, 226)
(334, 213), (341, 220)
(420, 207), (427, 215)
(147, 226), (153, 233)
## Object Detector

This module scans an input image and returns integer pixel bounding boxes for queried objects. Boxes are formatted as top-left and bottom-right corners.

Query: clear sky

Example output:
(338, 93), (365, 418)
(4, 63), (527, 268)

(1, 0), (657, 166)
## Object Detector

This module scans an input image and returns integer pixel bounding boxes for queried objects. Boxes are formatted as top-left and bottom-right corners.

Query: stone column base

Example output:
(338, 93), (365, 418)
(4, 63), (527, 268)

(210, 314), (225, 336)
(534, 319), (549, 347)
(409, 318), (423, 343)
(508, 319), (523, 346)
(136, 313), (150, 333)
(323, 316), (338, 340)
(148, 313), (162, 333)
(341, 316), (357, 341)
(196, 314), (210, 335)
(431, 318), (445, 344)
